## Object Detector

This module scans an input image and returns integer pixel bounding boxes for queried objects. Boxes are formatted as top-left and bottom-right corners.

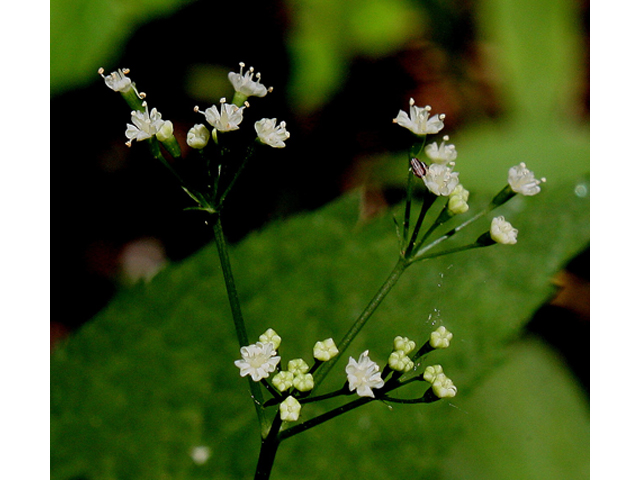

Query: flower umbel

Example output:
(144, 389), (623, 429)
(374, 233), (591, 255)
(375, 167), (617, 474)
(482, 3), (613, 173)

(196, 99), (245, 132)
(228, 62), (271, 99)
(124, 102), (165, 146)
(345, 350), (385, 398)
(234, 342), (281, 382)
(255, 118), (290, 148)
(490, 216), (518, 245)
(393, 98), (445, 136)
(508, 162), (545, 196)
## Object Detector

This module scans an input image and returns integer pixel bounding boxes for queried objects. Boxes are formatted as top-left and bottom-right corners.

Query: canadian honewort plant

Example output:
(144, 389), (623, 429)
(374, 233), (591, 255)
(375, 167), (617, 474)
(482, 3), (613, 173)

(99, 63), (545, 480)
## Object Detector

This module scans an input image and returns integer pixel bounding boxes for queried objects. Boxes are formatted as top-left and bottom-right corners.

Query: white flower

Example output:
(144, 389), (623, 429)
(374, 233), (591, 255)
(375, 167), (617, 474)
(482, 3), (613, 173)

(429, 326), (453, 349)
(259, 328), (282, 350)
(490, 216), (518, 245)
(425, 136), (457, 165)
(197, 99), (245, 132)
(423, 163), (460, 196)
(508, 162), (545, 196)
(432, 374), (457, 398)
(313, 338), (339, 361)
(234, 342), (281, 382)
(272, 371), (294, 392)
(393, 98), (445, 136)
(255, 118), (290, 148)
(228, 62), (270, 98)
(99, 67), (133, 93)
(293, 373), (314, 392)
(345, 350), (384, 398)
(186, 124), (210, 149)
(125, 102), (165, 145)
(279, 395), (302, 422)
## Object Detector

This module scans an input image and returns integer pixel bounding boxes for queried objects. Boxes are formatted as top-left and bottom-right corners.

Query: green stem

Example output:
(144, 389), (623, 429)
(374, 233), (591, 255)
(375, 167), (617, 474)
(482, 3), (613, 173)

(312, 258), (408, 389)
(216, 143), (256, 209)
(278, 396), (374, 442)
(413, 241), (486, 262)
(404, 191), (436, 258)
(211, 215), (267, 432)
(254, 413), (282, 480)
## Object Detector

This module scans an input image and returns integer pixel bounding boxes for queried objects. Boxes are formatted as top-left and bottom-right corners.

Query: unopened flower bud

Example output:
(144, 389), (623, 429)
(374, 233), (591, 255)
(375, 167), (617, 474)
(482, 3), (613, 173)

(259, 328), (282, 350)
(293, 373), (314, 392)
(313, 338), (339, 361)
(279, 396), (302, 422)
(272, 371), (294, 392)
(156, 120), (174, 142)
(447, 184), (470, 215)
(393, 336), (416, 355)
(186, 124), (210, 149)
(432, 374), (457, 398)
(388, 351), (414, 372)
(423, 364), (444, 383)
(287, 358), (310, 375)
(429, 326), (453, 349)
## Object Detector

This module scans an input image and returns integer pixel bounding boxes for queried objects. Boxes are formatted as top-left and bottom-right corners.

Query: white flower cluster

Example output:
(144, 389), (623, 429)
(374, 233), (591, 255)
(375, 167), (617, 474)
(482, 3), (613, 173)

(395, 99), (459, 196)
(191, 62), (289, 149)
(234, 329), (339, 422)
(100, 63), (289, 149)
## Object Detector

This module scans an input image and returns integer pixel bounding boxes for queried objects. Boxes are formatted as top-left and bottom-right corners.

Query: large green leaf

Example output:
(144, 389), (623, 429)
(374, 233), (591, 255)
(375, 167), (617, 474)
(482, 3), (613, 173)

(51, 175), (588, 480)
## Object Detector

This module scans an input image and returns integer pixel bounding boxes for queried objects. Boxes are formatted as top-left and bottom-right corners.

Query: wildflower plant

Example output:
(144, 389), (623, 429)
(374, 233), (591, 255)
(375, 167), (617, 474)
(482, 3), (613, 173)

(96, 65), (548, 480)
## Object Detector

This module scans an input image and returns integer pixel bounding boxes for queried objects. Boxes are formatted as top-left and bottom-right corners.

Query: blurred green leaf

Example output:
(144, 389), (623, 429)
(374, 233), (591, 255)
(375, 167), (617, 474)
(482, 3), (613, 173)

(51, 175), (588, 480)
(286, 0), (425, 113)
(50, 0), (195, 95)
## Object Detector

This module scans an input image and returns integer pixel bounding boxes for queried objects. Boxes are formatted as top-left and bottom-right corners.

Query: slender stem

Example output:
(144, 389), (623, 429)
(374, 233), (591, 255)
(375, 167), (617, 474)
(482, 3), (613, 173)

(278, 396), (374, 442)
(216, 143), (256, 209)
(254, 413), (283, 480)
(402, 167), (414, 247)
(404, 191), (436, 258)
(413, 242), (486, 262)
(312, 258), (408, 389)
(299, 383), (351, 404)
(212, 215), (267, 431)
